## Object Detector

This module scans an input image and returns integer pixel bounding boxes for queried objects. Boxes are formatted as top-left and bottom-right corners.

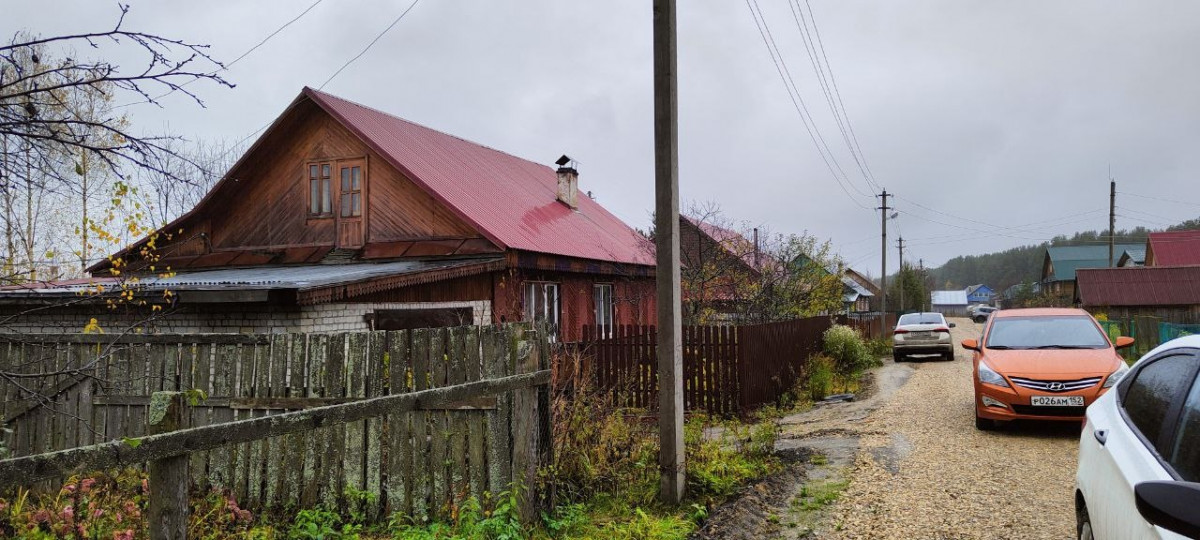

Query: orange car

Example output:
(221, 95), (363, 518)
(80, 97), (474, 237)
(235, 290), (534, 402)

(961, 308), (1134, 430)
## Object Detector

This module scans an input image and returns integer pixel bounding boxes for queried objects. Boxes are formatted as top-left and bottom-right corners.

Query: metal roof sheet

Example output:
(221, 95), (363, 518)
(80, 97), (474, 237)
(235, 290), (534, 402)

(930, 290), (968, 306)
(0, 258), (501, 297)
(1148, 230), (1200, 266)
(1044, 243), (1143, 281)
(305, 88), (655, 267)
(1077, 266), (1200, 307)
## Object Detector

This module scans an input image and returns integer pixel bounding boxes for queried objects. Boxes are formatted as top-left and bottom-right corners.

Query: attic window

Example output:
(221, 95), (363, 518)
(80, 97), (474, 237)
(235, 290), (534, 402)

(308, 162), (333, 217)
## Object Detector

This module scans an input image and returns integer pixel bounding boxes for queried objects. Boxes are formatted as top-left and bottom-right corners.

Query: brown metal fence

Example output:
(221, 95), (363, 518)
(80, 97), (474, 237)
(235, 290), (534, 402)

(579, 314), (891, 415)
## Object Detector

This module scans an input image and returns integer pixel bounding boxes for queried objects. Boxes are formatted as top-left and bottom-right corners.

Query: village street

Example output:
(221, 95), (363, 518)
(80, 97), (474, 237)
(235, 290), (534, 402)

(765, 318), (1083, 540)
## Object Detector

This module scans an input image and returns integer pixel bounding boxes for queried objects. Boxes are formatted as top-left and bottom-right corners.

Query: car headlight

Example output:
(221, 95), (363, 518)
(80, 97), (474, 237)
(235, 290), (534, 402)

(1102, 362), (1130, 389)
(978, 361), (1011, 388)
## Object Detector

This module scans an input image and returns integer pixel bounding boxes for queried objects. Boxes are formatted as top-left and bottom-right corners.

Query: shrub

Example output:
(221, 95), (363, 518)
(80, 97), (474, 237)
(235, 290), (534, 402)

(822, 324), (876, 375)
(806, 354), (835, 401)
(865, 338), (892, 358)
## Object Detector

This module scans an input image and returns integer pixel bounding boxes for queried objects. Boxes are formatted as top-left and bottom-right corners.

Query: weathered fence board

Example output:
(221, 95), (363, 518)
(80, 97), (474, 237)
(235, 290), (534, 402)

(0, 325), (549, 523)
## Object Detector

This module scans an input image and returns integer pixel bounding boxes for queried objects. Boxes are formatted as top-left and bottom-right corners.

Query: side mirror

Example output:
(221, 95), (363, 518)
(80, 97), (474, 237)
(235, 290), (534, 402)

(1115, 336), (1135, 349)
(961, 339), (979, 351)
(949, 322), (957, 328)
(1135, 481), (1200, 538)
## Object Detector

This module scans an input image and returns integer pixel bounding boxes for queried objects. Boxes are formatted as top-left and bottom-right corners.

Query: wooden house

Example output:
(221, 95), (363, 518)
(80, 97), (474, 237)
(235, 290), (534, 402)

(0, 88), (656, 341)
(1041, 244), (1142, 298)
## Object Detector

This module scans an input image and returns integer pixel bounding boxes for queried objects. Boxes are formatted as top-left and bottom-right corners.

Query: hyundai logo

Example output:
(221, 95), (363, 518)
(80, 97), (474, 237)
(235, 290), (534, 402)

(1047, 382), (1066, 391)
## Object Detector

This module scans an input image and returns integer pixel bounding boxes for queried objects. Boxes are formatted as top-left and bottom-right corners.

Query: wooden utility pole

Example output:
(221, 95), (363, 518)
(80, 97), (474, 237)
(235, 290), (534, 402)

(1109, 179), (1116, 267)
(878, 190), (891, 315)
(653, 0), (685, 504)
(897, 236), (905, 311)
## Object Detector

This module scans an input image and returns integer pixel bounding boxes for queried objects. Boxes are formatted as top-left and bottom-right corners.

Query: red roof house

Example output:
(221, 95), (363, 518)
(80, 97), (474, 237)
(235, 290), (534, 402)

(1145, 230), (1200, 267)
(0, 88), (656, 339)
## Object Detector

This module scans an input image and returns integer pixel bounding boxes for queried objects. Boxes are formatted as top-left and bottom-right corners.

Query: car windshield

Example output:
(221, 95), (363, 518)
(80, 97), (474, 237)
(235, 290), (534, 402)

(984, 316), (1109, 349)
(898, 313), (944, 325)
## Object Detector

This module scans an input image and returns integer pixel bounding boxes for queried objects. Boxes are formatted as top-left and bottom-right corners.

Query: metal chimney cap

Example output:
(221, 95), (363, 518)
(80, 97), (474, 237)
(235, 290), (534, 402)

(555, 155), (572, 167)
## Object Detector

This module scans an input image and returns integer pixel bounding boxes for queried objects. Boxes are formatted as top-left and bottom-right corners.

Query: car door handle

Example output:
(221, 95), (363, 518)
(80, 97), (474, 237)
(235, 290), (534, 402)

(1094, 429), (1108, 446)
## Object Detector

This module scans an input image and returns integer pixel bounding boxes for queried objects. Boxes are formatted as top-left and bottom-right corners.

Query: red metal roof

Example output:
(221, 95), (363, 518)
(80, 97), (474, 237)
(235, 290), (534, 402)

(1148, 230), (1200, 267)
(1076, 266), (1200, 307)
(305, 88), (654, 267)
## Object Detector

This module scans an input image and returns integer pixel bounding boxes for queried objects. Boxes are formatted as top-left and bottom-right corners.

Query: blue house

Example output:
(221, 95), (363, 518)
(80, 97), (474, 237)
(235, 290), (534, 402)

(965, 284), (995, 305)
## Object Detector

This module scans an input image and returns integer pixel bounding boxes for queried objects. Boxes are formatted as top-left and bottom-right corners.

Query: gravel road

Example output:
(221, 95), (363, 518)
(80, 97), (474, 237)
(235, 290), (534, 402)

(823, 318), (1082, 540)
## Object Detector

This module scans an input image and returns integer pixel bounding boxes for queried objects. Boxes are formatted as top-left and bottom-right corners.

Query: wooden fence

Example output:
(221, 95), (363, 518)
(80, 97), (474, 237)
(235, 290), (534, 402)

(0, 324), (551, 525)
(580, 315), (856, 415)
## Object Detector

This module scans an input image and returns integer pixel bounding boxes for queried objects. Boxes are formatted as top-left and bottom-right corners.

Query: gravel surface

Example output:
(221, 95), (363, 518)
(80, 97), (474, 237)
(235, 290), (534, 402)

(823, 318), (1082, 540)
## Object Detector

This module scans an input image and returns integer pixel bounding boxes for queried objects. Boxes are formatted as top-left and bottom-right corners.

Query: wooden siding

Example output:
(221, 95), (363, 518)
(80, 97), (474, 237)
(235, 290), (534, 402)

(118, 99), (490, 269)
(491, 269), (656, 342)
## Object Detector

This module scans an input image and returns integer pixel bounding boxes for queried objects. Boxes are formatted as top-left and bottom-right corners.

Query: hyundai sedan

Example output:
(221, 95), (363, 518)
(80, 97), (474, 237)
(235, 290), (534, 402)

(961, 308), (1133, 430)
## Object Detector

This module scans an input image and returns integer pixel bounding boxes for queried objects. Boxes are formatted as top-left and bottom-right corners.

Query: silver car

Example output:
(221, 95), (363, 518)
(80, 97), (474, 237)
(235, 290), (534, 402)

(893, 312), (956, 362)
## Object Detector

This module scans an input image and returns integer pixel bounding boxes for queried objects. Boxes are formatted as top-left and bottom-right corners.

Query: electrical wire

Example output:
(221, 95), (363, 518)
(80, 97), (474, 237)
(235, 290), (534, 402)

(115, 0), (327, 108)
(318, 0), (421, 90)
(1118, 191), (1200, 209)
(787, 0), (879, 194)
(744, 0), (873, 209)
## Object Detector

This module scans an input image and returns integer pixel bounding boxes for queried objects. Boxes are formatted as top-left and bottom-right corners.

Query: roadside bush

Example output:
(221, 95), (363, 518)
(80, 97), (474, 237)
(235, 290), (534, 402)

(865, 338), (892, 358)
(805, 354), (835, 401)
(822, 324), (877, 375)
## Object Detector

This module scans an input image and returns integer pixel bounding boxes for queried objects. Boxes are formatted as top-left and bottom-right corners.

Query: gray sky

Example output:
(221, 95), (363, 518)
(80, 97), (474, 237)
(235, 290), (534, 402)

(9, 1), (1200, 275)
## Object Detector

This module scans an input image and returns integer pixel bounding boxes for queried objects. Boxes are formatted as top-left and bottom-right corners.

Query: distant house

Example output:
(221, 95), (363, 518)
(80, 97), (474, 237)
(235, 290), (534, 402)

(1117, 248), (1145, 267)
(679, 216), (767, 322)
(1145, 230), (1200, 267)
(965, 284), (995, 305)
(0, 87), (657, 341)
(1076, 266), (1200, 320)
(1041, 244), (1143, 298)
(843, 268), (882, 311)
(840, 276), (874, 314)
(930, 290), (969, 317)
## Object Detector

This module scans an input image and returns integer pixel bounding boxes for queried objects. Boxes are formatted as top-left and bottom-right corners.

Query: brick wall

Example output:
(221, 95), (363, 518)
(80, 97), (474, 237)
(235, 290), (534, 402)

(0, 300), (492, 334)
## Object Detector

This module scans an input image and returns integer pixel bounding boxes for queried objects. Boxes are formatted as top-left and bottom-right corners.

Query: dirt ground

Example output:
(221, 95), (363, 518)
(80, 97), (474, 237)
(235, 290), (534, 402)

(694, 317), (1083, 540)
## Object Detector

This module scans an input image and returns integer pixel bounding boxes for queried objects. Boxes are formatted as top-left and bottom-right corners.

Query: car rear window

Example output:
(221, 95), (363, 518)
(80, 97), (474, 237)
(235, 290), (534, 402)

(984, 315), (1108, 349)
(898, 313), (944, 325)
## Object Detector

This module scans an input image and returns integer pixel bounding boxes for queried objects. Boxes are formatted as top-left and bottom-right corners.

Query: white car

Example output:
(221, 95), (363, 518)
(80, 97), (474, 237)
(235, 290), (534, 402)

(1075, 335), (1200, 540)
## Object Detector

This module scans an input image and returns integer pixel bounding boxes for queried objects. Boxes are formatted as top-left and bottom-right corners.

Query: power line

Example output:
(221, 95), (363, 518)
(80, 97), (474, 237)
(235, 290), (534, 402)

(1117, 191), (1200, 209)
(803, 0), (880, 190)
(743, 0), (872, 208)
(318, 0), (422, 90)
(115, 0), (327, 108)
(787, 0), (879, 194)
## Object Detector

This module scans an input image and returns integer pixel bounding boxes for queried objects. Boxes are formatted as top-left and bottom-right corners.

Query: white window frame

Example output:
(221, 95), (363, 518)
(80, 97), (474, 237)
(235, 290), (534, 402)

(523, 281), (560, 337)
(594, 283), (615, 337)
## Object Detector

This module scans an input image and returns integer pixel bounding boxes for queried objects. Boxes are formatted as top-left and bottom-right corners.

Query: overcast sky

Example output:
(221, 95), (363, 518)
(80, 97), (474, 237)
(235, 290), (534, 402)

(10, 1), (1200, 275)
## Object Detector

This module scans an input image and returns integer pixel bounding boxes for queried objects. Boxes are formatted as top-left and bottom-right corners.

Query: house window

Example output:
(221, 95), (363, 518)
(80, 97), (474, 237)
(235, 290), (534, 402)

(340, 165), (363, 217)
(308, 162), (333, 217)
(523, 282), (559, 335)
(594, 284), (614, 335)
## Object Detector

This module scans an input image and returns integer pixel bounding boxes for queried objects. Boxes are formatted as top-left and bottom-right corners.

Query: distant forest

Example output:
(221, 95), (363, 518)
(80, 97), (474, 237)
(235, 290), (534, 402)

(929, 216), (1200, 292)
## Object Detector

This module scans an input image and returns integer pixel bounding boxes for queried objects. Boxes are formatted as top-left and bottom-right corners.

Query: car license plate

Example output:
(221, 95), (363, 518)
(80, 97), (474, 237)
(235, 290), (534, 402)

(911, 331), (931, 338)
(1031, 395), (1084, 407)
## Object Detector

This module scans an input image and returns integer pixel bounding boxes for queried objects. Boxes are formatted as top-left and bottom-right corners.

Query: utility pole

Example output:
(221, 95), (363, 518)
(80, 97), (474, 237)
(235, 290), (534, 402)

(652, 0), (684, 505)
(1109, 178), (1116, 267)
(878, 190), (891, 315)
(897, 236), (905, 311)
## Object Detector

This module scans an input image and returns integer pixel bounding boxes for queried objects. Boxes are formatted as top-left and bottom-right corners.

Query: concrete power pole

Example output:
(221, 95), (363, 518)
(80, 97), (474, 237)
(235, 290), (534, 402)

(878, 190), (891, 315)
(1109, 179), (1116, 267)
(652, 0), (685, 505)
(897, 236), (905, 311)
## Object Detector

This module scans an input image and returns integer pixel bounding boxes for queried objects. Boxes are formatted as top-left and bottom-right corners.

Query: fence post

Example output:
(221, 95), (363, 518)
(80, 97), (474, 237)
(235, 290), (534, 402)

(148, 391), (189, 540)
(511, 331), (540, 523)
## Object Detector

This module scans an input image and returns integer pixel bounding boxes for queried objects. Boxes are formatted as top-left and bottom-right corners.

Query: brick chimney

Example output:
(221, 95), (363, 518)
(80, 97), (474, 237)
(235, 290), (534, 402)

(555, 155), (578, 209)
